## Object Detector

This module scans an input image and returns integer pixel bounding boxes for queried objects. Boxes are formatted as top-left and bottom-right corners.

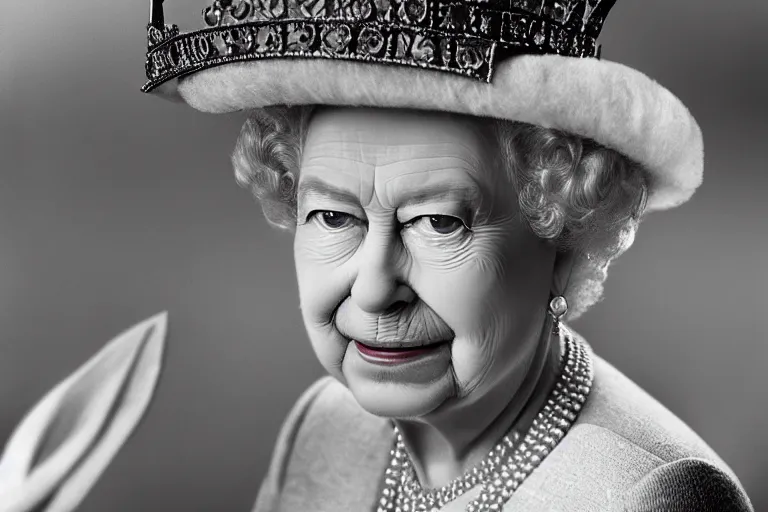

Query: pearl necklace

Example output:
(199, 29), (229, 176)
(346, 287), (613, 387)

(376, 331), (593, 512)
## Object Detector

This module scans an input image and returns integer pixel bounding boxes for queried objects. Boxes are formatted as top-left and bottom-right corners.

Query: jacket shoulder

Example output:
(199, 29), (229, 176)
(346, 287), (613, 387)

(568, 334), (751, 507)
(253, 376), (391, 512)
(580, 344), (726, 466)
(614, 457), (754, 511)
(507, 332), (753, 510)
(252, 377), (337, 511)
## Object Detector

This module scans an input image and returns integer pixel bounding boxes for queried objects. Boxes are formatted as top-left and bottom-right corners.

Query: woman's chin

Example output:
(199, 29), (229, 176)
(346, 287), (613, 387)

(346, 376), (453, 418)
(341, 341), (454, 418)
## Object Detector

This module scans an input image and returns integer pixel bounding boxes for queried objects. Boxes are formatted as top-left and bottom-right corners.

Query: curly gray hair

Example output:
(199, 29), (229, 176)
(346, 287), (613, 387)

(231, 106), (648, 319)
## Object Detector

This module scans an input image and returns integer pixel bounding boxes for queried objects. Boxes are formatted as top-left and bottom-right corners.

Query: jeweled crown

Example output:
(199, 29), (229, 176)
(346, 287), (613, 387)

(142, 0), (617, 93)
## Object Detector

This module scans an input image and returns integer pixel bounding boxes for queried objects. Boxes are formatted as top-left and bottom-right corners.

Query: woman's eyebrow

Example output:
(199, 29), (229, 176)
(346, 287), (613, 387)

(297, 177), (360, 205)
(396, 182), (482, 210)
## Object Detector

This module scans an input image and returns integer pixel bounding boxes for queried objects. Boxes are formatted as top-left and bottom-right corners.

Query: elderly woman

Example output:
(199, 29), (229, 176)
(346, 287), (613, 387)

(239, 106), (654, 510)
(229, 106), (752, 511)
(0, 0), (754, 511)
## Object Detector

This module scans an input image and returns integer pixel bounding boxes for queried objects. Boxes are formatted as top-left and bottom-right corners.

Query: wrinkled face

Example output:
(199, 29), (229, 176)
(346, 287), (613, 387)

(294, 108), (557, 418)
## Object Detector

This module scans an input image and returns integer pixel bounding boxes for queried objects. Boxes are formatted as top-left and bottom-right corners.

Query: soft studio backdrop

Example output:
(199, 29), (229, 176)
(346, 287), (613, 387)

(1, 0), (766, 510)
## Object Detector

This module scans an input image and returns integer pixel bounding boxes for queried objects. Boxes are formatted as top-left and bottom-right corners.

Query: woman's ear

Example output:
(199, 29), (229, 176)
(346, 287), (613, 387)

(551, 250), (577, 297)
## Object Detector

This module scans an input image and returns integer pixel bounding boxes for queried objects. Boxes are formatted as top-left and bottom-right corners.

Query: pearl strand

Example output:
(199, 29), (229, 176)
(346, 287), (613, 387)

(376, 331), (593, 512)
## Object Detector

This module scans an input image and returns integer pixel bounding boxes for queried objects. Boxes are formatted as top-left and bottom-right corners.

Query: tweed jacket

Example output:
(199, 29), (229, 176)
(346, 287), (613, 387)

(253, 336), (753, 512)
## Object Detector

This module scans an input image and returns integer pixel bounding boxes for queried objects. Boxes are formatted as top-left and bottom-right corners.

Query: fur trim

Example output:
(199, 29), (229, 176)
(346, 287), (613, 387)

(174, 54), (703, 212)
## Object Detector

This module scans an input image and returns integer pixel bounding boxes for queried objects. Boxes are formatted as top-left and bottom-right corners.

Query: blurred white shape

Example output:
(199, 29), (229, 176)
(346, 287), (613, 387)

(0, 312), (168, 512)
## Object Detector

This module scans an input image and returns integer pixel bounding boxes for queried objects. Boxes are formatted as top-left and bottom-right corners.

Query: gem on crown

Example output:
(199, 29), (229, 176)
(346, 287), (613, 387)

(142, 0), (617, 93)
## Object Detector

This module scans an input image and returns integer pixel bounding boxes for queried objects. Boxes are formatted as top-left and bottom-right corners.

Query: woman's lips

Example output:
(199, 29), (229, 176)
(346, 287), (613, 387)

(354, 340), (447, 364)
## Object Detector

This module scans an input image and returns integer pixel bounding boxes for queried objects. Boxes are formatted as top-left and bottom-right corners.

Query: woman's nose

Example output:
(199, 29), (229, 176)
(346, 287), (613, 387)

(350, 231), (414, 314)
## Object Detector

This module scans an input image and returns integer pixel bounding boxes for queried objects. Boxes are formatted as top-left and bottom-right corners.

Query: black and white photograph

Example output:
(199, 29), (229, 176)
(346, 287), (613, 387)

(0, 0), (765, 510)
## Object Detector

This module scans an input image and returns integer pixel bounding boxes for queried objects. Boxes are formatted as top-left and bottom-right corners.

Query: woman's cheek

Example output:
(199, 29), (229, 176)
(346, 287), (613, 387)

(294, 225), (362, 322)
(401, 230), (474, 273)
(294, 224), (363, 267)
(405, 231), (510, 343)
(404, 228), (503, 298)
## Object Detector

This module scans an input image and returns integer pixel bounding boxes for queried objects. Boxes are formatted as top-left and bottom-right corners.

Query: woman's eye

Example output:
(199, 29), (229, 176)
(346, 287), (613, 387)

(413, 215), (466, 235)
(313, 211), (355, 230)
(428, 215), (464, 234)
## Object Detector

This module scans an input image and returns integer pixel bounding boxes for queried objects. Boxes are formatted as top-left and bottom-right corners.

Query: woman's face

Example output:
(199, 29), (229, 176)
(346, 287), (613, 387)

(293, 108), (557, 419)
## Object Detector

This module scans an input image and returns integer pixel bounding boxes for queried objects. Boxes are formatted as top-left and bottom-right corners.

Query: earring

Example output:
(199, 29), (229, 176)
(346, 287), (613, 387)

(548, 295), (568, 334)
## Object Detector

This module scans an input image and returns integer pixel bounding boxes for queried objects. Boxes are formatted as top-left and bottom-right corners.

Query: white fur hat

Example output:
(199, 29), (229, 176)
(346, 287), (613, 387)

(143, 0), (703, 212)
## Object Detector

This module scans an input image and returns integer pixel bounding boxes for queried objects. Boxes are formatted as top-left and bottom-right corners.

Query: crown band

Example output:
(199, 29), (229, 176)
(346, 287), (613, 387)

(142, 0), (614, 92)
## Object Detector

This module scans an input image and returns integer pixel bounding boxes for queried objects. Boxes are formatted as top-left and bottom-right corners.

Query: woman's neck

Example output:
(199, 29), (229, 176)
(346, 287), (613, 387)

(393, 317), (563, 489)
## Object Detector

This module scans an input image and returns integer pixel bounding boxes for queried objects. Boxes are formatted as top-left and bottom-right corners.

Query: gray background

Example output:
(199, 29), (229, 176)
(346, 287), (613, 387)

(1, 0), (766, 510)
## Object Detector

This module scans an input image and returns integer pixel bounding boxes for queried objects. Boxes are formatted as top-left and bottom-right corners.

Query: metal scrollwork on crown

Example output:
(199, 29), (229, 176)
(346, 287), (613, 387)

(142, 0), (617, 92)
